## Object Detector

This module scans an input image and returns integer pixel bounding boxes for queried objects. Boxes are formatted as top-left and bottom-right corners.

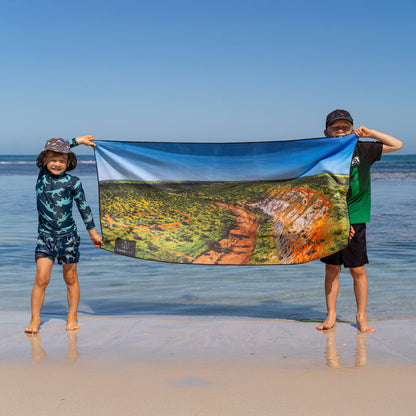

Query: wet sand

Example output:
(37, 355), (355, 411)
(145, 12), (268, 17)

(1, 312), (416, 415)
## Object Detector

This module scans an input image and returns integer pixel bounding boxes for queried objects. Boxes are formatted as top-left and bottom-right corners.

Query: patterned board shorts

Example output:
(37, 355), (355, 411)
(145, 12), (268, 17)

(35, 232), (80, 265)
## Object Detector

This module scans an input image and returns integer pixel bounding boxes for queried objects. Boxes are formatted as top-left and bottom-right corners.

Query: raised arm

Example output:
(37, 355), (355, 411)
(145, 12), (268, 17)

(76, 135), (96, 147)
(354, 126), (403, 154)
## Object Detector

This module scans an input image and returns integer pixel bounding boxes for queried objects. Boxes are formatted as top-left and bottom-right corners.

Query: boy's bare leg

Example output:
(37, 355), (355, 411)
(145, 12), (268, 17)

(25, 257), (54, 333)
(63, 263), (80, 330)
(316, 264), (340, 330)
(350, 266), (375, 333)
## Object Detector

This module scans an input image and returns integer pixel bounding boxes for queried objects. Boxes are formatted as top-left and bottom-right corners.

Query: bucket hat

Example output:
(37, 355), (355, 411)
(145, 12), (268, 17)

(36, 138), (77, 171)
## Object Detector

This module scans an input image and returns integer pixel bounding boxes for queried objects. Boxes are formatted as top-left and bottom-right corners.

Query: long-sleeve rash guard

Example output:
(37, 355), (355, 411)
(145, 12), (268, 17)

(36, 138), (95, 236)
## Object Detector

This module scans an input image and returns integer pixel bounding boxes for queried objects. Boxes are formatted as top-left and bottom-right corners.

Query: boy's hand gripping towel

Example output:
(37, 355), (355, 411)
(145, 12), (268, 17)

(94, 135), (358, 265)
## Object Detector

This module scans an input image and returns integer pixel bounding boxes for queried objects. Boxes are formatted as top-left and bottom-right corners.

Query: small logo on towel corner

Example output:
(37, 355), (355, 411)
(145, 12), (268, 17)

(115, 238), (136, 257)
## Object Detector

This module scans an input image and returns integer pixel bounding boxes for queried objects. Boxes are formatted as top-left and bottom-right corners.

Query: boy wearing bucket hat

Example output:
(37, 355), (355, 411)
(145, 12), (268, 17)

(317, 110), (402, 333)
(25, 136), (103, 334)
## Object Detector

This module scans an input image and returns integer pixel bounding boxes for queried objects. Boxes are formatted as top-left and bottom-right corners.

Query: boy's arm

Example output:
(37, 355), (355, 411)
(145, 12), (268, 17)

(354, 126), (403, 154)
(71, 176), (96, 232)
(88, 228), (103, 247)
(67, 135), (96, 148)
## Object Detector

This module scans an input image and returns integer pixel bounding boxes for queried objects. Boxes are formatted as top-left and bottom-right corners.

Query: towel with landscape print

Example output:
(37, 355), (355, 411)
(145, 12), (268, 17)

(94, 135), (358, 265)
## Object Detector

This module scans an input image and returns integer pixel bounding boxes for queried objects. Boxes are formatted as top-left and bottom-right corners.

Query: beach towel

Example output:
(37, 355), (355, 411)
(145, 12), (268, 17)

(94, 135), (358, 265)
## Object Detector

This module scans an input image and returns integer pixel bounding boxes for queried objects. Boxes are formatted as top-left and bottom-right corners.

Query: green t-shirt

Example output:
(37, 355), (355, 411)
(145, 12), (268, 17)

(347, 142), (382, 224)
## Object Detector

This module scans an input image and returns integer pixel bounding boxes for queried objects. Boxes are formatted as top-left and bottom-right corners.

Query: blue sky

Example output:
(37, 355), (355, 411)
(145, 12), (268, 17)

(1, 0), (415, 154)
(94, 135), (357, 181)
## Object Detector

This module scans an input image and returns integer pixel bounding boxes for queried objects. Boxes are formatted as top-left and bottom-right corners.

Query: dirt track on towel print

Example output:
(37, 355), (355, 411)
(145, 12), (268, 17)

(193, 202), (257, 265)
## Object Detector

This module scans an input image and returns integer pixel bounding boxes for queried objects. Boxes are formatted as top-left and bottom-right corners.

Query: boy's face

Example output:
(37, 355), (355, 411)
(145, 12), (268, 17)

(44, 151), (69, 175)
(324, 119), (354, 138)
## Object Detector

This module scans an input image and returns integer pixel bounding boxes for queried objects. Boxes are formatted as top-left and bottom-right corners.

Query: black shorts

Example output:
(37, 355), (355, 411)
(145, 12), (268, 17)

(320, 223), (368, 268)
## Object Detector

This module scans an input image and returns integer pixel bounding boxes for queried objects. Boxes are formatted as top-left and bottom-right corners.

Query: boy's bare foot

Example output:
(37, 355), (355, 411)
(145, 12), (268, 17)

(66, 314), (79, 331)
(316, 313), (337, 330)
(24, 318), (41, 334)
(356, 314), (375, 333)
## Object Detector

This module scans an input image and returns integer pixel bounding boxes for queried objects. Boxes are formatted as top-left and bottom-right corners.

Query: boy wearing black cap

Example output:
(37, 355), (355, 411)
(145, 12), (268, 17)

(317, 110), (402, 333)
(25, 135), (103, 334)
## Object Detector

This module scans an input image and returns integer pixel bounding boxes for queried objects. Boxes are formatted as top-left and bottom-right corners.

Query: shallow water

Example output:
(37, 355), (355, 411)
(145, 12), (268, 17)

(0, 155), (415, 322)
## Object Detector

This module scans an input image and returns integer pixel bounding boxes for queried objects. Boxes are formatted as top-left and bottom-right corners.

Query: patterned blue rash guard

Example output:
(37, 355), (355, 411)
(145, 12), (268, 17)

(36, 139), (95, 236)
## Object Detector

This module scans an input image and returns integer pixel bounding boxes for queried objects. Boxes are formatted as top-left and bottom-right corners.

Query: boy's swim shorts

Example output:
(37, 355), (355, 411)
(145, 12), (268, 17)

(320, 223), (368, 268)
(35, 231), (80, 264)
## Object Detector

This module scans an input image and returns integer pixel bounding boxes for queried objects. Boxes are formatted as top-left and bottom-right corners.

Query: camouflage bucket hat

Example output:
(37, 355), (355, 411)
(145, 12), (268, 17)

(36, 138), (77, 171)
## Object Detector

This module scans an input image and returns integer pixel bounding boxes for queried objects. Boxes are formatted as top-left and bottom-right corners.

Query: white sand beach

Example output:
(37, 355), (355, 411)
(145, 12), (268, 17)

(1, 312), (416, 415)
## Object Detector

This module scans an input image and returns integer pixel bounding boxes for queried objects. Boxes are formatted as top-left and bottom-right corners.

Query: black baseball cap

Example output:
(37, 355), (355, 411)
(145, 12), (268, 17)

(325, 109), (353, 128)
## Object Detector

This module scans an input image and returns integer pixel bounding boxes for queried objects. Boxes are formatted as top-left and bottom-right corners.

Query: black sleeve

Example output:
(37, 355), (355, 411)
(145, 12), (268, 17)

(358, 141), (383, 166)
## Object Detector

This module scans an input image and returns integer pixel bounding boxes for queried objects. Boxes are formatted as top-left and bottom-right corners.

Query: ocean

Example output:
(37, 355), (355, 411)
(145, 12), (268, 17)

(1, 153), (415, 323)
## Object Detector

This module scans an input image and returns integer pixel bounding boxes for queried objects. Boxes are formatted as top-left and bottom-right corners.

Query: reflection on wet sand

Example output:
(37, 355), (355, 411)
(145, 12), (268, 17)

(319, 327), (367, 368)
(66, 331), (80, 362)
(355, 331), (368, 367)
(25, 330), (80, 362)
(25, 333), (47, 362)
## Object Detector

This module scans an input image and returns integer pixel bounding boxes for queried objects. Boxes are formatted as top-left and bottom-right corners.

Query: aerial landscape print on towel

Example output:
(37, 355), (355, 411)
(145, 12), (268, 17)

(94, 135), (357, 265)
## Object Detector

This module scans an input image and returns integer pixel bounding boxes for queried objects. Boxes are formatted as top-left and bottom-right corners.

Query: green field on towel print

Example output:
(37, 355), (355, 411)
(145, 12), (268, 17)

(98, 174), (350, 265)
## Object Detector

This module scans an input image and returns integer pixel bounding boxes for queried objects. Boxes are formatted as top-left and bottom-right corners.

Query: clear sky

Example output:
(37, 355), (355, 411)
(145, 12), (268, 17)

(94, 135), (357, 181)
(1, 0), (415, 155)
